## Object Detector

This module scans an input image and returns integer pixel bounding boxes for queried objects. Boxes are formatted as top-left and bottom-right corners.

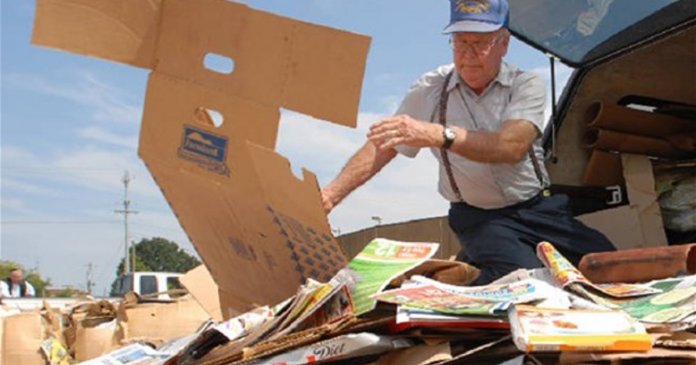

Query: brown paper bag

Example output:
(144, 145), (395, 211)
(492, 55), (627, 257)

(2, 312), (45, 365)
(74, 318), (119, 362)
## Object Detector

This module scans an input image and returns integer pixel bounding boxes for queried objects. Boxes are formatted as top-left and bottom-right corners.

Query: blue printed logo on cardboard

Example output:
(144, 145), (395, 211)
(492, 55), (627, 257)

(178, 125), (230, 176)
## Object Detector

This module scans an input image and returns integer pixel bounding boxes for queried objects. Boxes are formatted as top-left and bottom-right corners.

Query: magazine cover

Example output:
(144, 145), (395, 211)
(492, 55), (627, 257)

(612, 275), (696, 326)
(509, 305), (653, 353)
(536, 242), (661, 300)
(347, 238), (439, 315)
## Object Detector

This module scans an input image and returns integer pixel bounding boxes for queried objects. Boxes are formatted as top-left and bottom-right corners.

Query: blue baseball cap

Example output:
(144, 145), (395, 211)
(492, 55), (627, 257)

(444, 0), (509, 34)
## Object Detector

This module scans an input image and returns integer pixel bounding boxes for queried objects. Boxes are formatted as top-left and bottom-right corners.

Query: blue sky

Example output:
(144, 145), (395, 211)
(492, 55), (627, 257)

(1, 0), (572, 296)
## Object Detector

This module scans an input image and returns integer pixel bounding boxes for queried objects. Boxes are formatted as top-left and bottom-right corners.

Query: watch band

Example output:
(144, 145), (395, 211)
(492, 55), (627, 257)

(442, 127), (455, 149)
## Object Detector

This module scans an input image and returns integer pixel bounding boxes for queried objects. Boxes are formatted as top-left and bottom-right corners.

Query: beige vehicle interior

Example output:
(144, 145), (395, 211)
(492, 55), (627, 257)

(511, 0), (696, 248)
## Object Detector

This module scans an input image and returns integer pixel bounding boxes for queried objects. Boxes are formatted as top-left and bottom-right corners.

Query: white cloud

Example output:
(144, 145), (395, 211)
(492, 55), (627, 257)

(78, 127), (138, 149)
(275, 109), (447, 234)
(4, 72), (142, 125)
(0, 198), (34, 216)
(328, 151), (447, 233)
(276, 110), (385, 183)
(2, 144), (163, 203)
(1, 177), (59, 197)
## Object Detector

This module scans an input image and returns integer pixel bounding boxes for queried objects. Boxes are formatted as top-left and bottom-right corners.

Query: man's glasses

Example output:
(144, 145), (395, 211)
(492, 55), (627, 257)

(449, 34), (503, 55)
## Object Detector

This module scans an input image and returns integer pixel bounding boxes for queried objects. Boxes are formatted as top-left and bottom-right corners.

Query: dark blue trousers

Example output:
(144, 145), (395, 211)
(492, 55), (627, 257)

(448, 193), (616, 285)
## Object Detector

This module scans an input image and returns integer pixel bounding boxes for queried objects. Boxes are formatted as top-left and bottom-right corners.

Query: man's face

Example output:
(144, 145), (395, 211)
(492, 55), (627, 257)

(451, 29), (510, 94)
(9, 270), (23, 283)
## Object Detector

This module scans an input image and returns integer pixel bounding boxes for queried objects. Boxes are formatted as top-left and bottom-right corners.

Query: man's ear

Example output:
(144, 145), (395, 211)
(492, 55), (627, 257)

(500, 30), (511, 55)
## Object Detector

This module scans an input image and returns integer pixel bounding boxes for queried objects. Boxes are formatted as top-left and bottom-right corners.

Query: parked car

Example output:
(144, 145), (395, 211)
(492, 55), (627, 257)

(112, 271), (185, 300)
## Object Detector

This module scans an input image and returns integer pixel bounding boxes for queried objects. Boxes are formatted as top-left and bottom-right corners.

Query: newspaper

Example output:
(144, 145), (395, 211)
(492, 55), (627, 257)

(347, 238), (439, 315)
(216, 306), (275, 341)
(492, 268), (607, 310)
(269, 270), (353, 339)
(411, 276), (556, 304)
(78, 344), (169, 365)
(249, 332), (413, 365)
(292, 285), (353, 332)
(373, 276), (553, 316)
(536, 242), (661, 303)
(372, 283), (504, 316)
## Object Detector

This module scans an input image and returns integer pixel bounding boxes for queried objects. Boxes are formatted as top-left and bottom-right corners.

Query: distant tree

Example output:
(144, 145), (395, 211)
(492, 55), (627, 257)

(109, 237), (200, 296)
(52, 287), (79, 298)
(0, 260), (51, 297)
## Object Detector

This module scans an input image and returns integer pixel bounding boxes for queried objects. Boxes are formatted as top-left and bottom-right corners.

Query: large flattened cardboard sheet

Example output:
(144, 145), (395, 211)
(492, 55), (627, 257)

(32, 0), (369, 128)
(32, 0), (369, 316)
(154, 0), (368, 126)
(32, 0), (161, 68)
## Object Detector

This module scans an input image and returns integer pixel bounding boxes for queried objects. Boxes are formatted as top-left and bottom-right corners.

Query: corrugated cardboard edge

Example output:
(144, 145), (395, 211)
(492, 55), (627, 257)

(180, 265), (224, 322)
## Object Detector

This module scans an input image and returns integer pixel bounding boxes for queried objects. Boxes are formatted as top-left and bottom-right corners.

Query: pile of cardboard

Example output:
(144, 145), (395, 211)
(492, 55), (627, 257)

(21, 1), (696, 364)
(0, 293), (211, 364)
(9, 239), (692, 365)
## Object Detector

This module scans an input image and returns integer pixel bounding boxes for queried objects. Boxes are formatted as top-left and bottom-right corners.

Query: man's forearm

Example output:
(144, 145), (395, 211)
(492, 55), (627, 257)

(449, 128), (527, 163)
(323, 142), (397, 210)
(367, 115), (536, 165)
(448, 120), (537, 164)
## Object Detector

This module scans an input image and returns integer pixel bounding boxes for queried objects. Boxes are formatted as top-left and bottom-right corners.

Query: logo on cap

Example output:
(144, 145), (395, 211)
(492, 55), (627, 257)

(455, 0), (491, 15)
(444, 0), (508, 34)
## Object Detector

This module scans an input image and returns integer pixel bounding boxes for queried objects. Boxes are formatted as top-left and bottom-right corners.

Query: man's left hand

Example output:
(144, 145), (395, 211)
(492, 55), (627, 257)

(367, 115), (441, 150)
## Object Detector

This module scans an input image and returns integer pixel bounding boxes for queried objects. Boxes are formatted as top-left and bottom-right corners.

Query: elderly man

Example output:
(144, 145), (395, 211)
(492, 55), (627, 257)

(321, 0), (616, 284)
(1, 268), (36, 298)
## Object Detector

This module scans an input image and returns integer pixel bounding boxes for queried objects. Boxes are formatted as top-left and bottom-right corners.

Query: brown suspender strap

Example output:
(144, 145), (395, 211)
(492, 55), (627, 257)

(437, 71), (465, 203)
(437, 69), (547, 205)
(528, 149), (547, 188)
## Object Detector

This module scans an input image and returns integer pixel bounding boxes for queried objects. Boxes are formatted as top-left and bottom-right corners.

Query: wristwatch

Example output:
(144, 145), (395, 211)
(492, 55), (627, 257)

(442, 127), (456, 149)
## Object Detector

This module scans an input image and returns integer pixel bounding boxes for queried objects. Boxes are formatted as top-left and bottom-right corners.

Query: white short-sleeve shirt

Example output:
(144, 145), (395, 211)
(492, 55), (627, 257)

(395, 62), (548, 209)
(0, 279), (36, 297)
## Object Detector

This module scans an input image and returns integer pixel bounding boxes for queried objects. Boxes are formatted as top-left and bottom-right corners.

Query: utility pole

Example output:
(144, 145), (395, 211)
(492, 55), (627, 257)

(115, 171), (138, 275)
(86, 262), (94, 295)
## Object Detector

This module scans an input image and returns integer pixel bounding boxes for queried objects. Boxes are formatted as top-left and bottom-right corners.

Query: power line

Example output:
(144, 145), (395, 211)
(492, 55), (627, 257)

(130, 222), (186, 234)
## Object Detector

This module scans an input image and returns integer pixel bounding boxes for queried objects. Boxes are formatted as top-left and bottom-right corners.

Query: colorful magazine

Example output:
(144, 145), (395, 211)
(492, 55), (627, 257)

(410, 276), (556, 304)
(536, 242), (661, 301)
(372, 283), (505, 316)
(347, 238), (439, 315)
(611, 275), (696, 326)
(509, 305), (653, 353)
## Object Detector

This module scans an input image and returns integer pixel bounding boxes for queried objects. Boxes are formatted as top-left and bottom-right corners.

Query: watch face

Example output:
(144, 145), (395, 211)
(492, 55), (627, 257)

(445, 128), (456, 140)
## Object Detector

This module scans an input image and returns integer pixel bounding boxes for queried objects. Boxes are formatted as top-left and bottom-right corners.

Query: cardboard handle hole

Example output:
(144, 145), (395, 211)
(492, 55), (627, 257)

(194, 107), (224, 128)
(204, 53), (235, 74)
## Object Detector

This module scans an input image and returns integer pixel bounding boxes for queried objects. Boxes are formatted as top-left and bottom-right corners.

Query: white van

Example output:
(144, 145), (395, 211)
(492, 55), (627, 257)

(113, 272), (185, 300)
